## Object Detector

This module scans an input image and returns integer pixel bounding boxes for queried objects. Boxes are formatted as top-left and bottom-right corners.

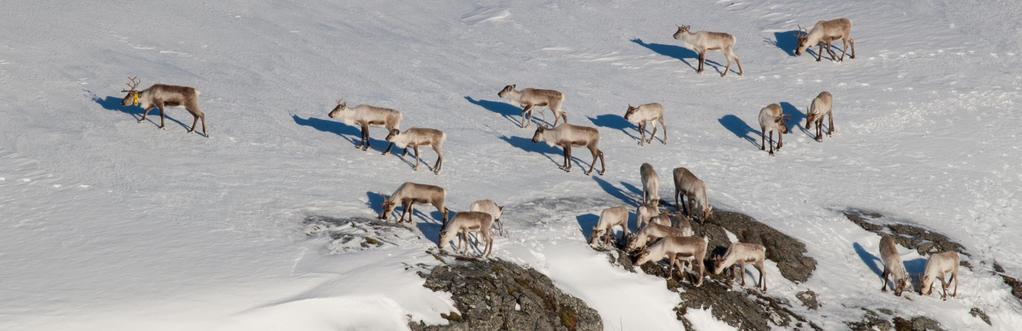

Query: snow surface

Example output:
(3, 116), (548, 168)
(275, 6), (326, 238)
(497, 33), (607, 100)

(1, 0), (1021, 330)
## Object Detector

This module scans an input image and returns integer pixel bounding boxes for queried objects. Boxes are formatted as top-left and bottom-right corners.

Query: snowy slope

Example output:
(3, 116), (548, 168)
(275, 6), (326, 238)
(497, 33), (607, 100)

(1, 0), (1020, 330)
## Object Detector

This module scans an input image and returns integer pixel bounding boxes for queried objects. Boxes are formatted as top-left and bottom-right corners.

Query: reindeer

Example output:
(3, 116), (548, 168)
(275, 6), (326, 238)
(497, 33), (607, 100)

(758, 103), (789, 155)
(120, 76), (206, 136)
(532, 124), (606, 175)
(625, 104), (667, 145)
(498, 84), (567, 128)
(378, 182), (449, 226)
(879, 235), (911, 296)
(469, 199), (505, 236)
(672, 167), (713, 221)
(438, 211), (495, 258)
(673, 25), (744, 77)
(385, 128), (446, 174)
(635, 235), (709, 285)
(713, 242), (768, 291)
(328, 99), (403, 153)
(640, 163), (661, 207)
(795, 18), (855, 62)
(590, 206), (629, 248)
(636, 203), (660, 230)
(920, 251), (959, 300)
(806, 91), (834, 142)
(626, 220), (694, 253)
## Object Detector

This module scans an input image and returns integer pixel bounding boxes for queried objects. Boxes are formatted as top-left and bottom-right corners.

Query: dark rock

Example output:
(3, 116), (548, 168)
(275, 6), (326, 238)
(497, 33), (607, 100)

(993, 262), (1022, 305)
(796, 290), (820, 310)
(969, 307), (991, 326)
(303, 215), (421, 254)
(847, 308), (946, 331)
(672, 279), (821, 331)
(841, 208), (968, 258)
(695, 210), (818, 283)
(892, 316), (945, 331)
(847, 309), (893, 331)
(410, 259), (602, 331)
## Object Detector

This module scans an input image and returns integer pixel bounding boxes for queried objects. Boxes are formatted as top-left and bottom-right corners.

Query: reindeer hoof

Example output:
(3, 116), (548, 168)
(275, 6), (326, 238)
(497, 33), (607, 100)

(816, 137), (823, 142)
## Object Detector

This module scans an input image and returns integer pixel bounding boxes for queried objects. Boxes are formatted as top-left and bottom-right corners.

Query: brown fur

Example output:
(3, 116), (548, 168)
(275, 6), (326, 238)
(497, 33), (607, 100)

(121, 77), (206, 136)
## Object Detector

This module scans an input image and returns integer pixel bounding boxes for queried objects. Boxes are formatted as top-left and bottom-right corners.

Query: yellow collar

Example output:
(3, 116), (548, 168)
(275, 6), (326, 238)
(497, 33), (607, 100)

(131, 91), (140, 106)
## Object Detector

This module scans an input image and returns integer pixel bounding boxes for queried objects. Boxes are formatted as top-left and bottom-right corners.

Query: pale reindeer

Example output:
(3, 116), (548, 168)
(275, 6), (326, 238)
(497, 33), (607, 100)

(806, 91), (834, 142)
(498, 84), (567, 128)
(635, 235), (709, 285)
(121, 76), (207, 136)
(879, 235), (911, 296)
(636, 203), (660, 230)
(438, 211), (494, 258)
(625, 104), (667, 145)
(532, 124), (606, 175)
(795, 18), (855, 62)
(626, 220), (694, 252)
(920, 251), (960, 300)
(713, 242), (768, 291)
(385, 128), (446, 174)
(328, 99), (403, 153)
(590, 206), (629, 248)
(378, 182), (449, 225)
(673, 25), (744, 77)
(673, 167), (713, 221)
(640, 163), (661, 207)
(469, 199), (505, 236)
(758, 103), (789, 155)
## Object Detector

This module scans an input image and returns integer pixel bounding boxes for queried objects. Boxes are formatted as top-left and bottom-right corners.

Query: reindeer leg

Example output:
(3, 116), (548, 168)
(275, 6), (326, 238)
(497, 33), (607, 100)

(816, 120), (824, 141)
(156, 103), (166, 129)
(520, 105), (533, 128)
(839, 38), (849, 61)
(637, 122), (646, 145)
(881, 268), (890, 292)
(432, 147), (442, 174)
(659, 118), (668, 144)
(188, 113), (199, 133)
(734, 57), (744, 76)
(768, 131), (775, 155)
(413, 145), (421, 171)
(697, 52), (706, 73)
(816, 44), (823, 62)
(598, 150), (606, 175)
(757, 261), (766, 291)
(760, 129), (766, 151)
(952, 271), (958, 297)
(826, 42), (838, 61)
(648, 121), (658, 144)
(721, 52), (732, 77)
(138, 106), (154, 123)
(849, 38), (856, 59)
(828, 112), (835, 136)
(585, 146), (599, 175)
(397, 201), (409, 224)
(564, 146), (573, 172)
(357, 125), (368, 150)
(199, 113), (207, 137)
(777, 128), (784, 150)
(939, 272), (949, 300)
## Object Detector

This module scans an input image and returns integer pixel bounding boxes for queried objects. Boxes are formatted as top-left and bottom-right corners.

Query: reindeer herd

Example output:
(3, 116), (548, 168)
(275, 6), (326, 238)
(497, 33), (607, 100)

(117, 17), (963, 300)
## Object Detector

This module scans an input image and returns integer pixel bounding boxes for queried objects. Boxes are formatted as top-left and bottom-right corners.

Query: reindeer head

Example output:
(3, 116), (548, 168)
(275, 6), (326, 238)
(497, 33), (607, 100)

(777, 115), (790, 134)
(625, 235), (646, 252)
(805, 111), (816, 129)
(328, 99), (350, 119)
(120, 76), (142, 107)
(385, 129), (401, 142)
(624, 104), (639, 123)
(438, 225), (454, 250)
(794, 25), (809, 56)
(919, 274), (933, 295)
(712, 254), (728, 274)
(378, 198), (396, 220)
(497, 84), (516, 99)
(894, 277), (910, 297)
(531, 127), (546, 143)
(673, 25), (691, 40)
(702, 205), (715, 221)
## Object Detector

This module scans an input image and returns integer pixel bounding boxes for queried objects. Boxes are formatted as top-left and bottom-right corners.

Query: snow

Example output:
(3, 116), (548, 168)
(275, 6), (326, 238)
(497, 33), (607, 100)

(1, 0), (1021, 330)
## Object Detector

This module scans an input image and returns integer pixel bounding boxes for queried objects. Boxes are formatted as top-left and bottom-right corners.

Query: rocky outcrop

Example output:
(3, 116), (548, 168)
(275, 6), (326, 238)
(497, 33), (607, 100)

(410, 259), (602, 331)
(841, 208), (968, 258)
(694, 210), (817, 283)
(303, 215), (421, 254)
(846, 308), (946, 331)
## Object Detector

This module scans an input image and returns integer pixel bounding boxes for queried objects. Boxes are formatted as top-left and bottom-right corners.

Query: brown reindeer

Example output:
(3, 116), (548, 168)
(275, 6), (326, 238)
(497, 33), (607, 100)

(796, 18), (855, 62)
(121, 76), (206, 136)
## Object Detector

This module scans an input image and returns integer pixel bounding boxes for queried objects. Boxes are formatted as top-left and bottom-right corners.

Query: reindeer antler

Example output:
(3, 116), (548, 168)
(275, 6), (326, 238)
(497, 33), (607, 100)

(336, 98), (346, 106)
(123, 76), (141, 92)
(796, 24), (807, 36)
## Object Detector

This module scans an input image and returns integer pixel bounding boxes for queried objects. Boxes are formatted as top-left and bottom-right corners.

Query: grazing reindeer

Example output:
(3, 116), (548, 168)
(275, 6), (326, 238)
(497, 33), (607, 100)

(713, 242), (768, 291)
(806, 91), (834, 142)
(438, 211), (494, 258)
(590, 206), (629, 248)
(758, 103), (789, 155)
(328, 99), (402, 153)
(626, 222), (694, 252)
(378, 182), (449, 226)
(796, 18), (855, 62)
(635, 235), (709, 285)
(673, 167), (713, 221)
(121, 76), (207, 136)
(498, 84), (567, 128)
(625, 104), (667, 145)
(470, 199), (505, 236)
(673, 25), (744, 77)
(385, 128), (446, 174)
(636, 203), (660, 230)
(879, 235), (911, 296)
(920, 251), (959, 300)
(640, 163), (661, 207)
(532, 124), (606, 175)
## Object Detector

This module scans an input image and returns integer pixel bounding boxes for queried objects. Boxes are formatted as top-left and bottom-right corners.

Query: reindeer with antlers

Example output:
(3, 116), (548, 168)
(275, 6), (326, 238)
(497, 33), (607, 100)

(121, 76), (207, 136)
(328, 99), (403, 153)
(673, 25), (744, 77)
(795, 18), (856, 62)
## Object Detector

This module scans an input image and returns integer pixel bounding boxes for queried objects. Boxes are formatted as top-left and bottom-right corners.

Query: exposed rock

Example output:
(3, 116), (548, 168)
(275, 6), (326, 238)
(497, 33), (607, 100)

(993, 262), (1022, 304)
(410, 259), (602, 331)
(841, 208), (968, 258)
(693, 210), (818, 283)
(846, 308), (946, 331)
(969, 307), (991, 326)
(796, 290), (820, 310)
(303, 215), (421, 254)
(892, 316), (945, 331)
(847, 308), (893, 331)
(672, 279), (821, 331)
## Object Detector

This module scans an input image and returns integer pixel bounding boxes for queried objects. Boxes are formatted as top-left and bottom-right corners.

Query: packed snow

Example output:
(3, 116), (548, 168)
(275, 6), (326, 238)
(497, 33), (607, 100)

(1, 0), (1020, 330)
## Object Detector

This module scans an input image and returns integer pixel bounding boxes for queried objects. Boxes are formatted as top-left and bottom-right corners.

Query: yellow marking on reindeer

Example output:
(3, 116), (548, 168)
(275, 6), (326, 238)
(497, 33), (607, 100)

(131, 92), (140, 106)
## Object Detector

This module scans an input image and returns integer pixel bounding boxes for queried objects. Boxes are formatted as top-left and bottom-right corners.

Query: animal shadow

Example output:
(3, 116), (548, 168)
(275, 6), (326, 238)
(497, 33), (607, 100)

(292, 115), (389, 153)
(853, 242), (884, 277)
(366, 191), (387, 218)
(630, 38), (724, 73)
(718, 114), (760, 147)
(779, 102), (807, 132)
(588, 115), (639, 141)
(592, 176), (637, 206)
(464, 96), (523, 127)
(576, 213), (599, 243)
(770, 30), (801, 56)
(92, 94), (188, 129)
(499, 135), (587, 169)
